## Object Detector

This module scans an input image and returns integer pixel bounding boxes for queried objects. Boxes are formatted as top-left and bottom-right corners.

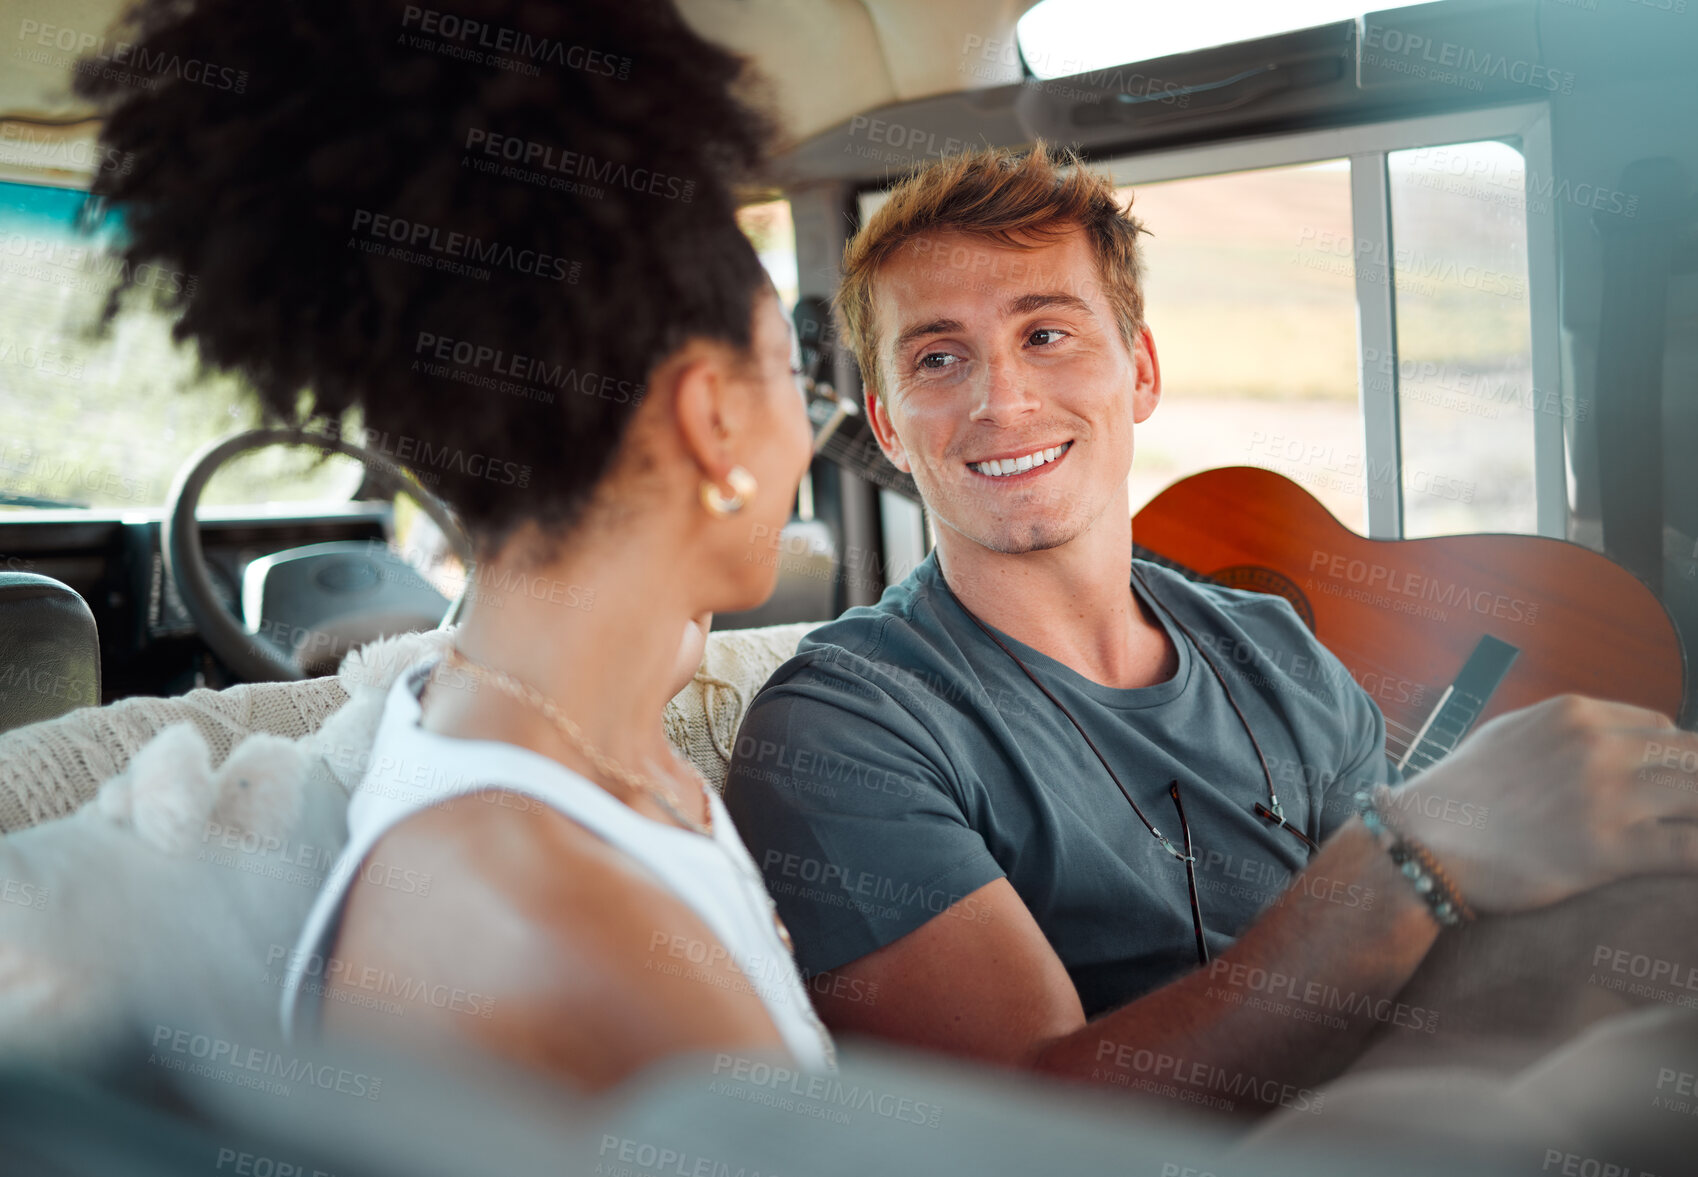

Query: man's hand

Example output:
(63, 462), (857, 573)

(1386, 695), (1698, 914)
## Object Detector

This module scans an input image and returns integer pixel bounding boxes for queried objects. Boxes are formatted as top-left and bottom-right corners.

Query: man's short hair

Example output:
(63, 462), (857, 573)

(835, 142), (1149, 402)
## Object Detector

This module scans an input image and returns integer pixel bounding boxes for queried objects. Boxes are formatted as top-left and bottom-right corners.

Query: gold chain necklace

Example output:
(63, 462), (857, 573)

(431, 645), (798, 957)
(436, 645), (713, 837)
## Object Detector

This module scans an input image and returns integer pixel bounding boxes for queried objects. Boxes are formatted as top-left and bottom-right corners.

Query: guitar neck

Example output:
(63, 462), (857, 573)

(1395, 634), (1520, 774)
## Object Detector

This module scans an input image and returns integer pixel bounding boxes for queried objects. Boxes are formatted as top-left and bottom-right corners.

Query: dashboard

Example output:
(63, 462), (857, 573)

(0, 504), (393, 700)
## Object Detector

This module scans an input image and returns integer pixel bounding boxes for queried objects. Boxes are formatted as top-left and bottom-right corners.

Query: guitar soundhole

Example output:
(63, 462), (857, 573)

(1208, 565), (1317, 632)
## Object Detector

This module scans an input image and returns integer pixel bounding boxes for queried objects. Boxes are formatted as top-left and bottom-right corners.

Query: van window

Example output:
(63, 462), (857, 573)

(1388, 140), (1537, 538)
(1120, 160), (1363, 529)
(1098, 101), (1560, 541)
(738, 199), (798, 312)
(1123, 143), (1541, 540)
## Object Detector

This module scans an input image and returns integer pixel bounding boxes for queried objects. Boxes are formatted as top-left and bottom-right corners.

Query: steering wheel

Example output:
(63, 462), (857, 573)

(162, 428), (475, 682)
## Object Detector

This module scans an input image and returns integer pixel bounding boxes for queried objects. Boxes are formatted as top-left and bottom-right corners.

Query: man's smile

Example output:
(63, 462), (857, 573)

(966, 440), (1074, 480)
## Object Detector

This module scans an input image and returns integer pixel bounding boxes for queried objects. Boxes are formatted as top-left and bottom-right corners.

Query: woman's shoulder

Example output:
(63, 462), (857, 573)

(370, 786), (684, 912)
(326, 794), (786, 1086)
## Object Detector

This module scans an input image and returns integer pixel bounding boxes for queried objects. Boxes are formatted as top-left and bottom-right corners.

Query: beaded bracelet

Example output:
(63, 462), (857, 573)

(1353, 787), (1476, 928)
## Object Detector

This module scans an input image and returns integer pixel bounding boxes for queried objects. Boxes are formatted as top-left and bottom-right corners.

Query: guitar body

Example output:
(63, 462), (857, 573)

(1132, 467), (1686, 753)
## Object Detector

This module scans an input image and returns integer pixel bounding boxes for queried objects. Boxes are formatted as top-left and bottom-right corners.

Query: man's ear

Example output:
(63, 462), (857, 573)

(1131, 325), (1162, 424)
(667, 344), (736, 481)
(862, 383), (913, 473)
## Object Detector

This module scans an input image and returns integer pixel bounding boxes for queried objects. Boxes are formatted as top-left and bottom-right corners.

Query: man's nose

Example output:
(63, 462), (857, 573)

(967, 356), (1041, 424)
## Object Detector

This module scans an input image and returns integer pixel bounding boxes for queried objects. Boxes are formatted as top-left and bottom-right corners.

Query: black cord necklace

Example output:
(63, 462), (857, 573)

(1129, 565), (1320, 856)
(935, 557), (1319, 968)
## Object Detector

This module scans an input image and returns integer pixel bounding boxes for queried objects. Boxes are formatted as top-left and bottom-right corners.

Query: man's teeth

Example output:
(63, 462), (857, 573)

(970, 443), (1070, 477)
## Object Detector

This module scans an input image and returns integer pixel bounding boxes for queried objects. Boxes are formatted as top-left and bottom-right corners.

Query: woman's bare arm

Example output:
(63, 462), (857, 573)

(324, 789), (786, 1092)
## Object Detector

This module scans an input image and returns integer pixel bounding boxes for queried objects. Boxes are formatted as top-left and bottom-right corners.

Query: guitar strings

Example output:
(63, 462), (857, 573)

(1244, 630), (1438, 767)
(1379, 722), (1453, 773)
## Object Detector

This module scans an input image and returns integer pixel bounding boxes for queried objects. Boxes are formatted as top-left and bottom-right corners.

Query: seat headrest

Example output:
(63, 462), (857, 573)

(0, 572), (100, 735)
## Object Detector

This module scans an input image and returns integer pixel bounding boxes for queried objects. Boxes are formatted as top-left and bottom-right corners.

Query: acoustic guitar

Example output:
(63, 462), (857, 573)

(1131, 466), (1687, 770)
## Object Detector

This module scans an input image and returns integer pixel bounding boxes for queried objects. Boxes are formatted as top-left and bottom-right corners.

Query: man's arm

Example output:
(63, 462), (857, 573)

(812, 697), (1698, 1109)
(815, 820), (1431, 1101)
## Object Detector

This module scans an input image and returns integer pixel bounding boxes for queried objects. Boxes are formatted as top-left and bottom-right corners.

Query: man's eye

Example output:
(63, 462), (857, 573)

(918, 351), (960, 370)
(1028, 328), (1067, 347)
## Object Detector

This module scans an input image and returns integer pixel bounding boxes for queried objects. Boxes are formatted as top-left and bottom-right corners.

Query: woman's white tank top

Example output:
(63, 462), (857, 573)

(281, 659), (834, 1072)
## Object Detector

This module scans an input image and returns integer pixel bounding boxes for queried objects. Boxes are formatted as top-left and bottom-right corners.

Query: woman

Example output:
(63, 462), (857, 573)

(78, 0), (830, 1085)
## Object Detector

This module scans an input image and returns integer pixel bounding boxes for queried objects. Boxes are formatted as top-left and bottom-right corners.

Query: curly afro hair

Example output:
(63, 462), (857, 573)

(75, 0), (776, 559)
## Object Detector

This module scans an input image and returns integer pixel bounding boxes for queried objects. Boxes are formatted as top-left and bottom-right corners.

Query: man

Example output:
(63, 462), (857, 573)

(724, 144), (1698, 1108)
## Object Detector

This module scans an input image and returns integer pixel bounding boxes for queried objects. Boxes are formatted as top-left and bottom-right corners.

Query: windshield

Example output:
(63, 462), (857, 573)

(0, 179), (363, 513)
(1, 183), (800, 516)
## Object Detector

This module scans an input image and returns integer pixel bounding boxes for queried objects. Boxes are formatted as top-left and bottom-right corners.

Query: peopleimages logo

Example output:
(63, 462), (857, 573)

(349, 210), (580, 284)
(16, 19), (249, 93)
(0, 335), (85, 380)
(709, 1054), (943, 1128)
(596, 1135), (789, 1177)
(214, 1148), (337, 1177)
(413, 331), (644, 406)
(1305, 549), (1537, 626)
(1204, 959), (1439, 1033)
(1295, 227), (1526, 299)
(317, 421), (531, 489)
(758, 849), (993, 926)
(1091, 1040), (1325, 1113)
(399, 6), (632, 79)
(0, 230), (199, 297)
(463, 130), (694, 202)
(1402, 146), (1639, 220)
(1360, 23), (1577, 94)
(0, 876), (49, 910)
(0, 124), (130, 176)
(150, 1024), (382, 1100)
(265, 945), (495, 1019)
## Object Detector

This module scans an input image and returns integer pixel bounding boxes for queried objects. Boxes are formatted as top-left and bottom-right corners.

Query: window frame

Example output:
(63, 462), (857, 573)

(1099, 101), (1563, 540)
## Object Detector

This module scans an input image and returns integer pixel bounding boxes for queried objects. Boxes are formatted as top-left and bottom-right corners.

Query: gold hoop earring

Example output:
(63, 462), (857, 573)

(700, 465), (757, 517)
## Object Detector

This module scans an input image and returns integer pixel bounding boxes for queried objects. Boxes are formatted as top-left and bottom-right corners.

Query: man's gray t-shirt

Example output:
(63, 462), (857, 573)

(724, 554), (1400, 1017)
